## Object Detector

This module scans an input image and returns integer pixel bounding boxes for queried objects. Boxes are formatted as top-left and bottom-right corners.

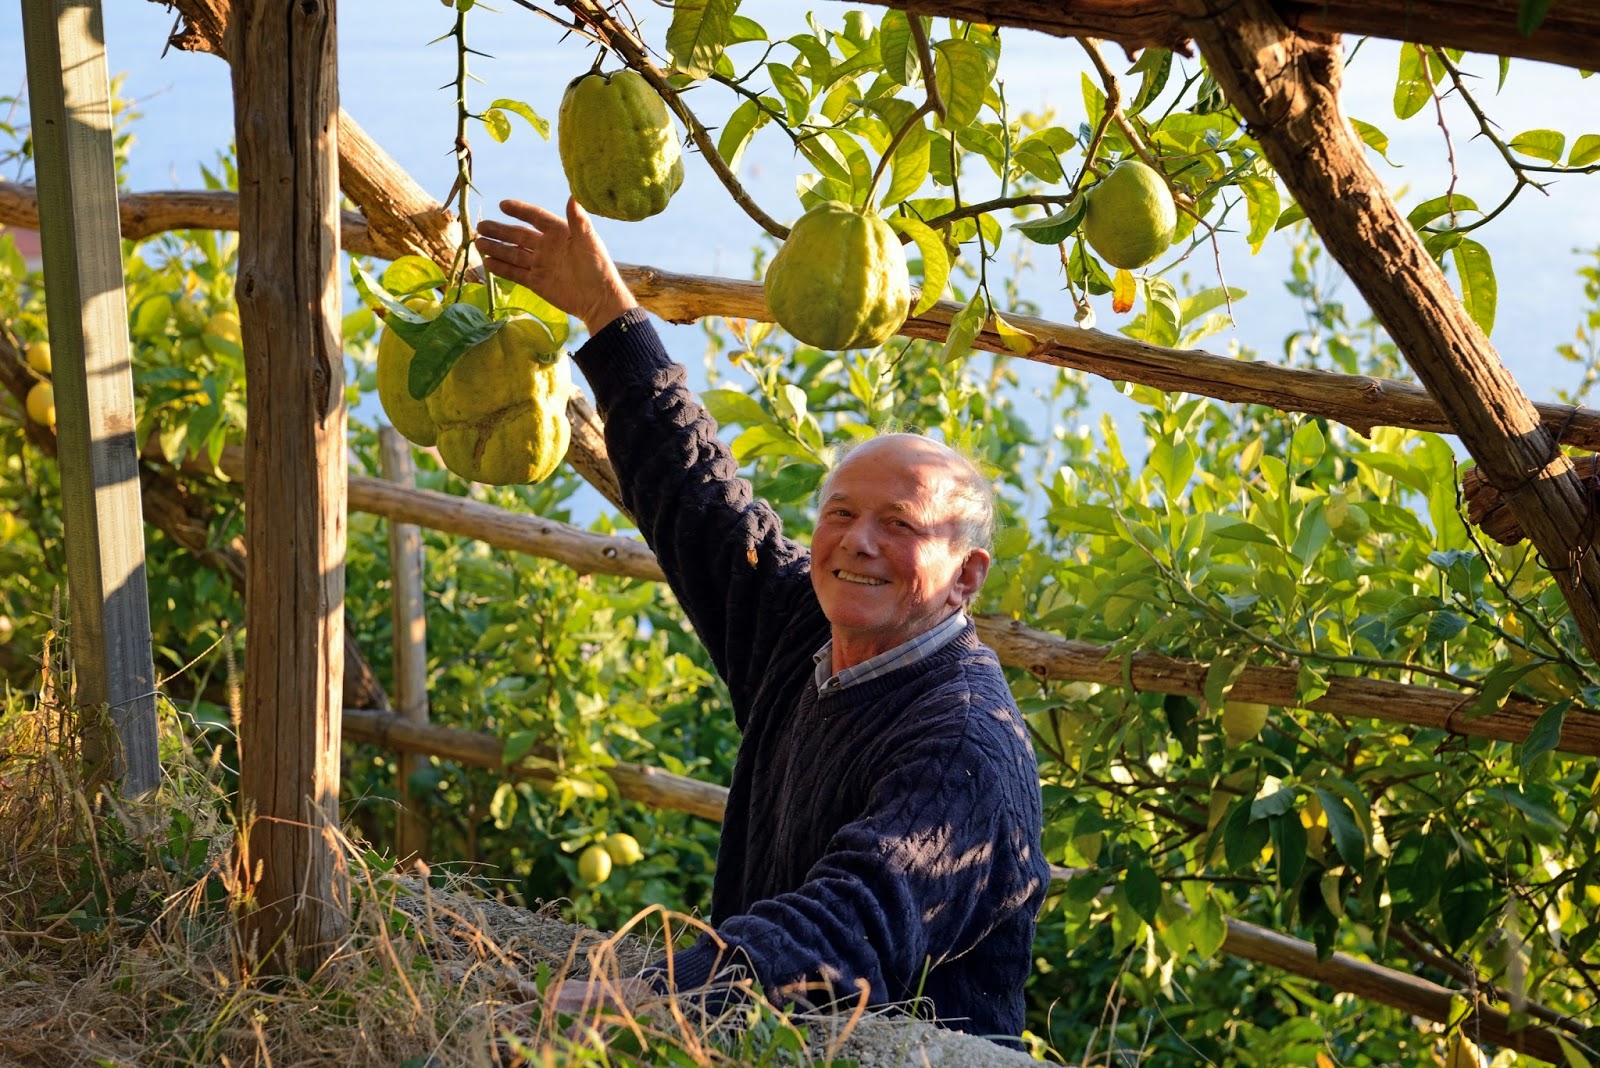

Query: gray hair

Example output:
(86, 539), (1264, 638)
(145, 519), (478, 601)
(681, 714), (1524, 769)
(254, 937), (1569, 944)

(818, 431), (997, 553)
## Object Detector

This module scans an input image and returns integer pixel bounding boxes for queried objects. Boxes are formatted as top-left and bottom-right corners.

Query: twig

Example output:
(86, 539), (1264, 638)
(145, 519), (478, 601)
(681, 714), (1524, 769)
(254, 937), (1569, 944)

(907, 16), (945, 122)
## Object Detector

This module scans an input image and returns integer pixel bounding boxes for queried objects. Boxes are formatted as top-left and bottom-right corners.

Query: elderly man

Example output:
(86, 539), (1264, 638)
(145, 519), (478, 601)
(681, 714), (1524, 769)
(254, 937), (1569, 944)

(476, 197), (1048, 1042)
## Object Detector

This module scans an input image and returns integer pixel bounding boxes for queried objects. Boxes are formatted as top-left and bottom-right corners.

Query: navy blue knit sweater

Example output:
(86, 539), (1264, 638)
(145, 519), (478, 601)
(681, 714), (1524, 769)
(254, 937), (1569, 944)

(571, 309), (1049, 1041)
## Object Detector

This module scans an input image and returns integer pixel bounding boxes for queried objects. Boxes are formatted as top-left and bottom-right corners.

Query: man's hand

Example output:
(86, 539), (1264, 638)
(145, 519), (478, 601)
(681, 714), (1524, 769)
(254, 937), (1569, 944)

(476, 197), (638, 336)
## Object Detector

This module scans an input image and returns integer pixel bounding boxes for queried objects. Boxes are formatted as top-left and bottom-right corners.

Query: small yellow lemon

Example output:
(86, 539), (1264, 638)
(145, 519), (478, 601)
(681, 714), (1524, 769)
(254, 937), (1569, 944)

(603, 832), (645, 867)
(577, 843), (613, 886)
(1221, 701), (1269, 748)
(25, 381), (55, 427)
(25, 340), (51, 375)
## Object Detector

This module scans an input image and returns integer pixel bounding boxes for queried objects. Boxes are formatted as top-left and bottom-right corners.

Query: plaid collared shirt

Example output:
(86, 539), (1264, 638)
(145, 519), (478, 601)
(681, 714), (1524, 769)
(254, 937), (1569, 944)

(812, 609), (969, 694)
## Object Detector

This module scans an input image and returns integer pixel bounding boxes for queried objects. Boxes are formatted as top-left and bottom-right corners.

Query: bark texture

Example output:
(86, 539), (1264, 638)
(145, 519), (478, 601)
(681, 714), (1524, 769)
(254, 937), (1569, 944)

(230, 0), (348, 973)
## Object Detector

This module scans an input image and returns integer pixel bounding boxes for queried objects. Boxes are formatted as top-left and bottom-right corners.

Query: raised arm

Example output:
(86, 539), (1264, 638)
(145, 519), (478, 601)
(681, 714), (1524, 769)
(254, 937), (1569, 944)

(476, 200), (822, 711)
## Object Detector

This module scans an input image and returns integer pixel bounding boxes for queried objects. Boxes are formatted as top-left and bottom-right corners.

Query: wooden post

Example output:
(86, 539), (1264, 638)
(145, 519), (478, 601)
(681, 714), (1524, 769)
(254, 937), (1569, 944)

(379, 428), (430, 864)
(20, 0), (160, 798)
(230, 0), (348, 971)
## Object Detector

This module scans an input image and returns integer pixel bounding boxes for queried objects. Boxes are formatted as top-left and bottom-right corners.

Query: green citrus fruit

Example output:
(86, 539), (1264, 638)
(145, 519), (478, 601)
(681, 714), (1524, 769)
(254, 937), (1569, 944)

(25, 340), (51, 375)
(1082, 160), (1177, 270)
(603, 832), (644, 867)
(763, 200), (911, 350)
(559, 69), (684, 222)
(1221, 701), (1269, 748)
(376, 297), (443, 447)
(25, 381), (55, 428)
(577, 843), (613, 886)
(425, 317), (572, 486)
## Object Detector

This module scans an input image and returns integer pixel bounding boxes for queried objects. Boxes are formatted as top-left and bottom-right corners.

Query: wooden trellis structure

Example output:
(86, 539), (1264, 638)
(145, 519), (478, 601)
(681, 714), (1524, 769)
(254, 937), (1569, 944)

(6, 0), (1599, 1054)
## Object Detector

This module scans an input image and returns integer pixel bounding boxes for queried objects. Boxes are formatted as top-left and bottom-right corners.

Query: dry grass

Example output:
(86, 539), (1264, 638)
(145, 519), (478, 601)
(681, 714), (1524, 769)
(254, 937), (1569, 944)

(0, 640), (1044, 1068)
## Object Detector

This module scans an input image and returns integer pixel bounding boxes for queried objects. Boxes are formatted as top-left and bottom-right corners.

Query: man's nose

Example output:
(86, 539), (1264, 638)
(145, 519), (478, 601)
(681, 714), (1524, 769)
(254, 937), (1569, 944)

(841, 519), (877, 555)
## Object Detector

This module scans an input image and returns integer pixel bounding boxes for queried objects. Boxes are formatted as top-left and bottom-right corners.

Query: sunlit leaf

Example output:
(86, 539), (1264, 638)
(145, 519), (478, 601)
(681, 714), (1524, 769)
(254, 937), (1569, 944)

(1112, 268), (1136, 314)
(718, 98), (767, 173)
(1452, 238), (1497, 337)
(933, 39), (991, 127)
(1509, 128), (1565, 163)
(667, 0), (736, 81)
(1393, 45), (1433, 120)
(942, 291), (986, 361)
(992, 313), (1039, 357)
(1239, 174), (1279, 253)
(1009, 197), (1085, 245)
(1127, 48), (1172, 116)
(486, 97), (549, 139)
(887, 215), (949, 314)
(1569, 133), (1600, 167)
(1407, 193), (1481, 231)
(878, 10), (917, 86)
(403, 303), (505, 400)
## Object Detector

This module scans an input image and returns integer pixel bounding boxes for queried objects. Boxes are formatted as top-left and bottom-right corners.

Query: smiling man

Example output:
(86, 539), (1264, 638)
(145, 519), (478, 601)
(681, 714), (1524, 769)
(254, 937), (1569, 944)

(477, 197), (1048, 1044)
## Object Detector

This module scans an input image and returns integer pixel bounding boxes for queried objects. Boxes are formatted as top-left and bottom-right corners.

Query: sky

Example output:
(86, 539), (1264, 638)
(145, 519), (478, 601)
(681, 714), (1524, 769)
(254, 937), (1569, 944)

(4, 1), (1599, 450)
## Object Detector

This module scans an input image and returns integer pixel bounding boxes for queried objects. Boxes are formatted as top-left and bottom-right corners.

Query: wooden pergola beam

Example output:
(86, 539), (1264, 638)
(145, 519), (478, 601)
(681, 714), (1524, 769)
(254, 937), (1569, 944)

(9, 180), (1600, 455)
(183, 440), (1598, 759)
(859, 0), (1600, 73)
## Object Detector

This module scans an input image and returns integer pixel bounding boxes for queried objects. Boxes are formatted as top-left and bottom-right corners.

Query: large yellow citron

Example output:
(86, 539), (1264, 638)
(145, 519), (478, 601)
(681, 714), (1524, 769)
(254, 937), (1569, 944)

(425, 317), (572, 486)
(763, 200), (911, 351)
(376, 297), (443, 447)
(558, 69), (684, 222)
(1081, 160), (1177, 270)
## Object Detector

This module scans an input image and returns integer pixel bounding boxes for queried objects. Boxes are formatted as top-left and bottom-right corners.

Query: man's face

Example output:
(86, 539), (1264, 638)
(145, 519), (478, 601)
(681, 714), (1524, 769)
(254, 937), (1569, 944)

(809, 437), (990, 669)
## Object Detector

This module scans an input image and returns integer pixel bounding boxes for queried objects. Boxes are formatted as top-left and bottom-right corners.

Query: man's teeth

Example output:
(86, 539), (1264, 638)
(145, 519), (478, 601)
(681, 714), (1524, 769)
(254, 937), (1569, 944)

(836, 571), (887, 586)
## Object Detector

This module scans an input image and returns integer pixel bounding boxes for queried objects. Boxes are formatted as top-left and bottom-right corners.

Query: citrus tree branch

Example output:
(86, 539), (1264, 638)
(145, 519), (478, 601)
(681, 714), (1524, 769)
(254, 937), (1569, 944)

(907, 15), (946, 122)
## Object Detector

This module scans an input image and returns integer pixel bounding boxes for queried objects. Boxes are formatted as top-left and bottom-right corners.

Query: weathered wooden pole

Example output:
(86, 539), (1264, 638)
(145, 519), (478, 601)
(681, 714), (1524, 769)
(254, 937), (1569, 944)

(20, 0), (160, 798)
(230, 0), (348, 971)
(379, 428), (430, 864)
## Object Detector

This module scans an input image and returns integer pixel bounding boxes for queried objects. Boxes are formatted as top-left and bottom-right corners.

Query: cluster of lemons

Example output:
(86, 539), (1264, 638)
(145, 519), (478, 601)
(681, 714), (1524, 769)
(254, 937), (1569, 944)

(22, 340), (53, 428)
(575, 831), (645, 887)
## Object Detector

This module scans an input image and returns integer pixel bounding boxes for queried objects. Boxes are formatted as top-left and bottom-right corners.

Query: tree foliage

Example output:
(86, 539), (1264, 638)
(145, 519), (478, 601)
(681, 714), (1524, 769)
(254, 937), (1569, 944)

(3, 3), (1600, 1064)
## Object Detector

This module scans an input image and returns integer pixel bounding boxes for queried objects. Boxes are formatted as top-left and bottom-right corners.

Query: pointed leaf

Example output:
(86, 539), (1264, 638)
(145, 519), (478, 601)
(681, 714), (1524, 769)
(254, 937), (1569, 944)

(1521, 698), (1572, 775)
(1518, 0), (1554, 36)
(718, 98), (768, 173)
(992, 313), (1039, 356)
(933, 39), (991, 127)
(1394, 45), (1432, 120)
(1509, 128), (1565, 163)
(887, 216), (949, 314)
(1452, 238), (1497, 337)
(1569, 133), (1600, 167)
(942, 291), (986, 361)
(1010, 197), (1085, 244)
(878, 10), (917, 86)
(406, 303), (505, 400)
(668, 0), (737, 80)
(487, 97), (549, 139)
(1314, 787), (1366, 869)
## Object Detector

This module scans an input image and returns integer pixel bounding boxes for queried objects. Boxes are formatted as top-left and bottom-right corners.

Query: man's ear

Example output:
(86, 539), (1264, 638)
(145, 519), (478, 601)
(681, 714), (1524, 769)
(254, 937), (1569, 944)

(950, 547), (991, 606)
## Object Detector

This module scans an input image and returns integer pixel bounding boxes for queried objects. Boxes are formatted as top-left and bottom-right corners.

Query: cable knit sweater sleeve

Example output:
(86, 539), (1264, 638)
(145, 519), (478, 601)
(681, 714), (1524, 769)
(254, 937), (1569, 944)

(570, 310), (819, 716)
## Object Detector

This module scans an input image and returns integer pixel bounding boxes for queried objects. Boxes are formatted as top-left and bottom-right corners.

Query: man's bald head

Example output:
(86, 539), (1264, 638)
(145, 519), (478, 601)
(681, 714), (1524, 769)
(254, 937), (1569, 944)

(819, 433), (995, 552)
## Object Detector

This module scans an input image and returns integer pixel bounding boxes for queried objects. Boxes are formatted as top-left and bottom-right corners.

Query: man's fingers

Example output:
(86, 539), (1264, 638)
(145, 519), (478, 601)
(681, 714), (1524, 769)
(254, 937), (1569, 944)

(476, 219), (545, 247)
(500, 198), (565, 230)
(474, 235), (531, 268)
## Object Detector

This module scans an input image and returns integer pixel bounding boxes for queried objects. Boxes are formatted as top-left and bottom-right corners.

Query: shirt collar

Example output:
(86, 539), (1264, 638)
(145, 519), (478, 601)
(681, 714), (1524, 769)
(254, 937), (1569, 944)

(812, 610), (968, 695)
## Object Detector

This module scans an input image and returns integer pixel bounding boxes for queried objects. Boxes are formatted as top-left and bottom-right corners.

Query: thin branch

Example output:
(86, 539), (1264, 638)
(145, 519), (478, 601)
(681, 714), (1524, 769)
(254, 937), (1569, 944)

(908, 15), (945, 122)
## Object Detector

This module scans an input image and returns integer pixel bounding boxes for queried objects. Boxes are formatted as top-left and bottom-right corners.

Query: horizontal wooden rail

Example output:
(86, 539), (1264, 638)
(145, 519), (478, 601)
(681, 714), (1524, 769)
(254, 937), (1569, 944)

(209, 446), (1598, 758)
(343, 706), (1574, 1063)
(5, 180), (1600, 453)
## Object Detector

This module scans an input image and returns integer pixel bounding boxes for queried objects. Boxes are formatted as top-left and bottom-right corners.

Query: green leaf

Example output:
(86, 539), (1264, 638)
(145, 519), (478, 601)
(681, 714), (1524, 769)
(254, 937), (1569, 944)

(1270, 813), (1307, 891)
(667, 0), (736, 81)
(1223, 801), (1270, 872)
(1289, 420), (1326, 471)
(353, 260), (430, 320)
(1011, 127), (1075, 184)
(1350, 118), (1397, 163)
(1297, 662), (1330, 704)
(403, 303), (505, 400)
(486, 97), (549, 139)
(1238, 175), (1279, 253)
(933, 39), (991, 128)
(1407, 193), (1481, 231)
(887, 216), (949, 314)
(1518, 0), (1554, 36)
(381, 255), (447, 298)
(942, 291), (986, 361)
(1509, 128), (1566, 163)
(1314, 787), (1366, 869)
(767, 63), (810, 124)
(1452, 238), (1497, 336)
(480, 109), (512, 144)
(1424, 610), (1469, 643)
(1190, 896), (1226, 959)
(1202, 656), (1245, 714)
(1393, 45), (1432, 120)
(1127, 48), (1172, 116)
(878, 10), (917, 86)
(1124, 856), (1162, 923)
(718, 98), (767, 173)
(496, 282), (570, 346)
(1137, 277), (1181, 348)
(1009, 197), (1085, 245)
(1521, 698), (1572, 775)
(1570, 133), (1600, 167)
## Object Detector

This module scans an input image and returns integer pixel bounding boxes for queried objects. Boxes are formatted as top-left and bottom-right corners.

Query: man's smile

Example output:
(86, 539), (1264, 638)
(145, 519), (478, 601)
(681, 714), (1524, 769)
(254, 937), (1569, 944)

(834, 569), (888, 586)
